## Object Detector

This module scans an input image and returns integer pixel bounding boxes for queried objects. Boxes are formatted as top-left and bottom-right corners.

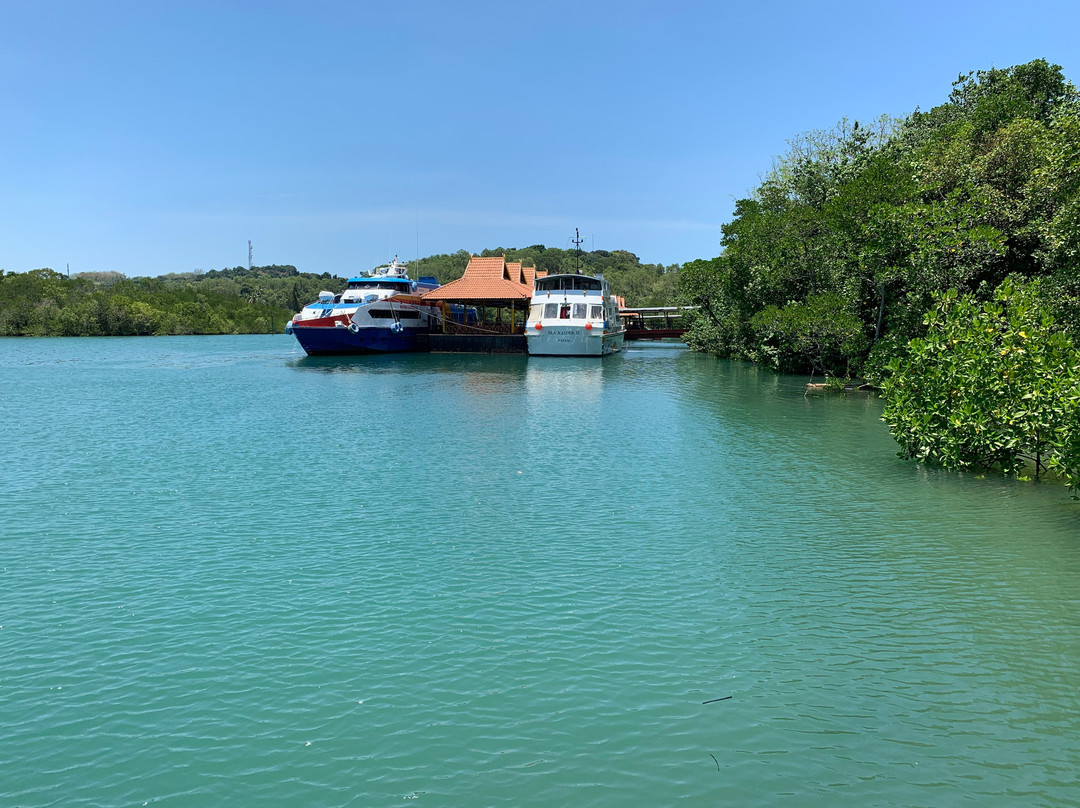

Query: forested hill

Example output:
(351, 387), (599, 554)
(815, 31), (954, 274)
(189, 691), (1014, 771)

(0, 248), (677, 337)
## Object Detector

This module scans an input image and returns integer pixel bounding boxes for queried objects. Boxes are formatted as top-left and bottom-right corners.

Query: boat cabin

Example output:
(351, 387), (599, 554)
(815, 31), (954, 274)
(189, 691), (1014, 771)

(344, 276), (413, 292)
(341, 276), (414, 303)
(534, 274), (603, 292)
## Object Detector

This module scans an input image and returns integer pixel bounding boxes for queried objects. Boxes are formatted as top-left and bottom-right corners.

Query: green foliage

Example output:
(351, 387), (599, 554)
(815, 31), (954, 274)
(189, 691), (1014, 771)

(74, 271), (126, 286)
(678, 256), (754, 354)
(0, 266), (319, 336)
(881, 278), (1080, 490)
(750, 293), (868, 376)
(681, 59), (1080, 380)
(413, 250), (471, 284)
(946, 60), (1075, 144)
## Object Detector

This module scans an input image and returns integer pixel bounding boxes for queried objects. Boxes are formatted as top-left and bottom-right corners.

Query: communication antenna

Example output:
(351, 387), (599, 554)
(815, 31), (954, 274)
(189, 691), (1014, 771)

(66, 262), (70, 278)
(571, 227), (584, 273)
(248, 240), (254, 270)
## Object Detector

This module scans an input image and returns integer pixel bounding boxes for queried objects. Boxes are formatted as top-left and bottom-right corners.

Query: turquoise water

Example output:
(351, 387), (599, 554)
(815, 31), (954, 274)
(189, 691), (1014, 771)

(1, 335), (1078, 807)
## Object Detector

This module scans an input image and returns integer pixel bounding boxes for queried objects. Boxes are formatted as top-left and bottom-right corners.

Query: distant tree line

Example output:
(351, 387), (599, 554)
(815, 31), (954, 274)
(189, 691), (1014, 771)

(0, 248), (679, 338)
(0, 265), (342, 336)
(677, 58), (1080, 490)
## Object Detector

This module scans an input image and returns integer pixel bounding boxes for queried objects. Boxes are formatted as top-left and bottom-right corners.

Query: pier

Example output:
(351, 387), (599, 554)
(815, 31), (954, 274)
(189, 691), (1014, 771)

(620, 306), (694, 340)
(430, 331), (527, 353)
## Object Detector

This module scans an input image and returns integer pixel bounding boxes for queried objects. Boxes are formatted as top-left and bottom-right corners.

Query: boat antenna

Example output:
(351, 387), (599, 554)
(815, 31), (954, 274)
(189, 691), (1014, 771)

(571, 227), (584, 274)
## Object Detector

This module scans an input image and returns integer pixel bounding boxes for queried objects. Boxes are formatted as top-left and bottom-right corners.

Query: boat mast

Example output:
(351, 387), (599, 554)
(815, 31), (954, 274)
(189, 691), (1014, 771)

(571, 227), (584, 274)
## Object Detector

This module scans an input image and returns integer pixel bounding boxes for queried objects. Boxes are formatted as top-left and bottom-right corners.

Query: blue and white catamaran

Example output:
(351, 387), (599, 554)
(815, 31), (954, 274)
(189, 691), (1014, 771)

(286, 257), (442, 355)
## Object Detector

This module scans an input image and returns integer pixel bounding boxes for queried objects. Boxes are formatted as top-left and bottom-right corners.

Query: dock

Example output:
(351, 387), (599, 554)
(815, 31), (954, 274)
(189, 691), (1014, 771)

(427, 306), (697, 352)
(620, 306), (694, 341)
(430, 333), (527, 353)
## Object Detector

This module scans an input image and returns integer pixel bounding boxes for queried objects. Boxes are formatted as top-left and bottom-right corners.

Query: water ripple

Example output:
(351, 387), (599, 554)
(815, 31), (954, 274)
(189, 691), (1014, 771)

(1, 338), (1078, 806)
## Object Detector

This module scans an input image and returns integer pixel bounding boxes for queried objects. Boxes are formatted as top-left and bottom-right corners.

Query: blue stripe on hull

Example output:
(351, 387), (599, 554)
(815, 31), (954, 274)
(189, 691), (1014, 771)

(291, 326), (430, 355)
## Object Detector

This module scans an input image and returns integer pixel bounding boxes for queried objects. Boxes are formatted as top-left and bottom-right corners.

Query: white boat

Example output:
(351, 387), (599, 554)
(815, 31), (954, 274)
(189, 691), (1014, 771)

(525, 270), (626, 356)
(286, 257), (444, 355)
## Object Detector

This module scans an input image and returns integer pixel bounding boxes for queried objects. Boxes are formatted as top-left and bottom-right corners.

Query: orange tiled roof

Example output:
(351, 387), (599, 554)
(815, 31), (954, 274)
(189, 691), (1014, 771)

(522, 265), (535, 286)
(507, 262), (525, 284)
(465, 256), (507, 279)
(421, 255), (533, 302)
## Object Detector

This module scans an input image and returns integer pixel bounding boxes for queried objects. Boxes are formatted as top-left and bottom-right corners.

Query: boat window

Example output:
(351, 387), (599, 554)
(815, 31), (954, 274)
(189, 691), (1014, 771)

(543, 303), (557, 319)
(350, 281), (409, 291)
(572, 303), (587, 319)
(536, 276), (601, 292)
(590, 305), (603, 319)
(559, 305), (571, 320)
(530, 303), (545, 320)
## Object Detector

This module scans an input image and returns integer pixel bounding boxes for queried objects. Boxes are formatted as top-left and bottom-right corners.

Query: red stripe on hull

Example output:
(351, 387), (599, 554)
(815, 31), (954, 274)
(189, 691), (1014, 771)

(292, 315), (351, 328)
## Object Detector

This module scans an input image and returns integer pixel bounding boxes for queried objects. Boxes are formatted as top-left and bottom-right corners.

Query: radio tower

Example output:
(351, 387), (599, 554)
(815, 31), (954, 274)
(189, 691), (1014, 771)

(248, 240), (253, 270)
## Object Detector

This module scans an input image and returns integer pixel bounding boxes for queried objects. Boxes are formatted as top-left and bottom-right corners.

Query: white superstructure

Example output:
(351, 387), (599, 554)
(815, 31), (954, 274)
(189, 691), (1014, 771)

(525, 272), (625, 356)
(287, 257), (436, 328)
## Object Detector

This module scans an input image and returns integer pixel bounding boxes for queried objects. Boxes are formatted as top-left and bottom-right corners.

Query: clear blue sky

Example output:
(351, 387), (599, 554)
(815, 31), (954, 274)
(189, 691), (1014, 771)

(1, 0), (1076, 276)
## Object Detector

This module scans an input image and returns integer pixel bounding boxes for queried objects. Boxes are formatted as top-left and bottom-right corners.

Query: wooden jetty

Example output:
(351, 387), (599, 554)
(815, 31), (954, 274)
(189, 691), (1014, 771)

(430, 332), (526, 353)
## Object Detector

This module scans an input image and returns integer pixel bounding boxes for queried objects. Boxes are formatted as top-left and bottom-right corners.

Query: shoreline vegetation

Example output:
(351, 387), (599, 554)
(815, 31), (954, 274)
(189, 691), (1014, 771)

(680, 58), (1080, 492)
(0, 247), (677, 338)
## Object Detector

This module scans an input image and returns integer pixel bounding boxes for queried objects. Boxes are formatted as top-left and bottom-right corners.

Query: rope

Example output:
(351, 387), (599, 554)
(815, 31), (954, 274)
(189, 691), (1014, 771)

(430, 312), (518, 336)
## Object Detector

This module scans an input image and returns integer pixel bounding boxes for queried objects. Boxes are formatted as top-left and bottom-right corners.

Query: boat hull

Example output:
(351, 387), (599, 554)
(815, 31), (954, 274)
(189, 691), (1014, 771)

(291, 324), (431, 356)
(526, 326), (625, 357)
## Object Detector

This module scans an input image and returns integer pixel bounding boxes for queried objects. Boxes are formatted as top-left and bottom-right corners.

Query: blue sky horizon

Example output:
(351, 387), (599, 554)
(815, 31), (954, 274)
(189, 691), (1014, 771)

(2, 0), (1077, 277)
